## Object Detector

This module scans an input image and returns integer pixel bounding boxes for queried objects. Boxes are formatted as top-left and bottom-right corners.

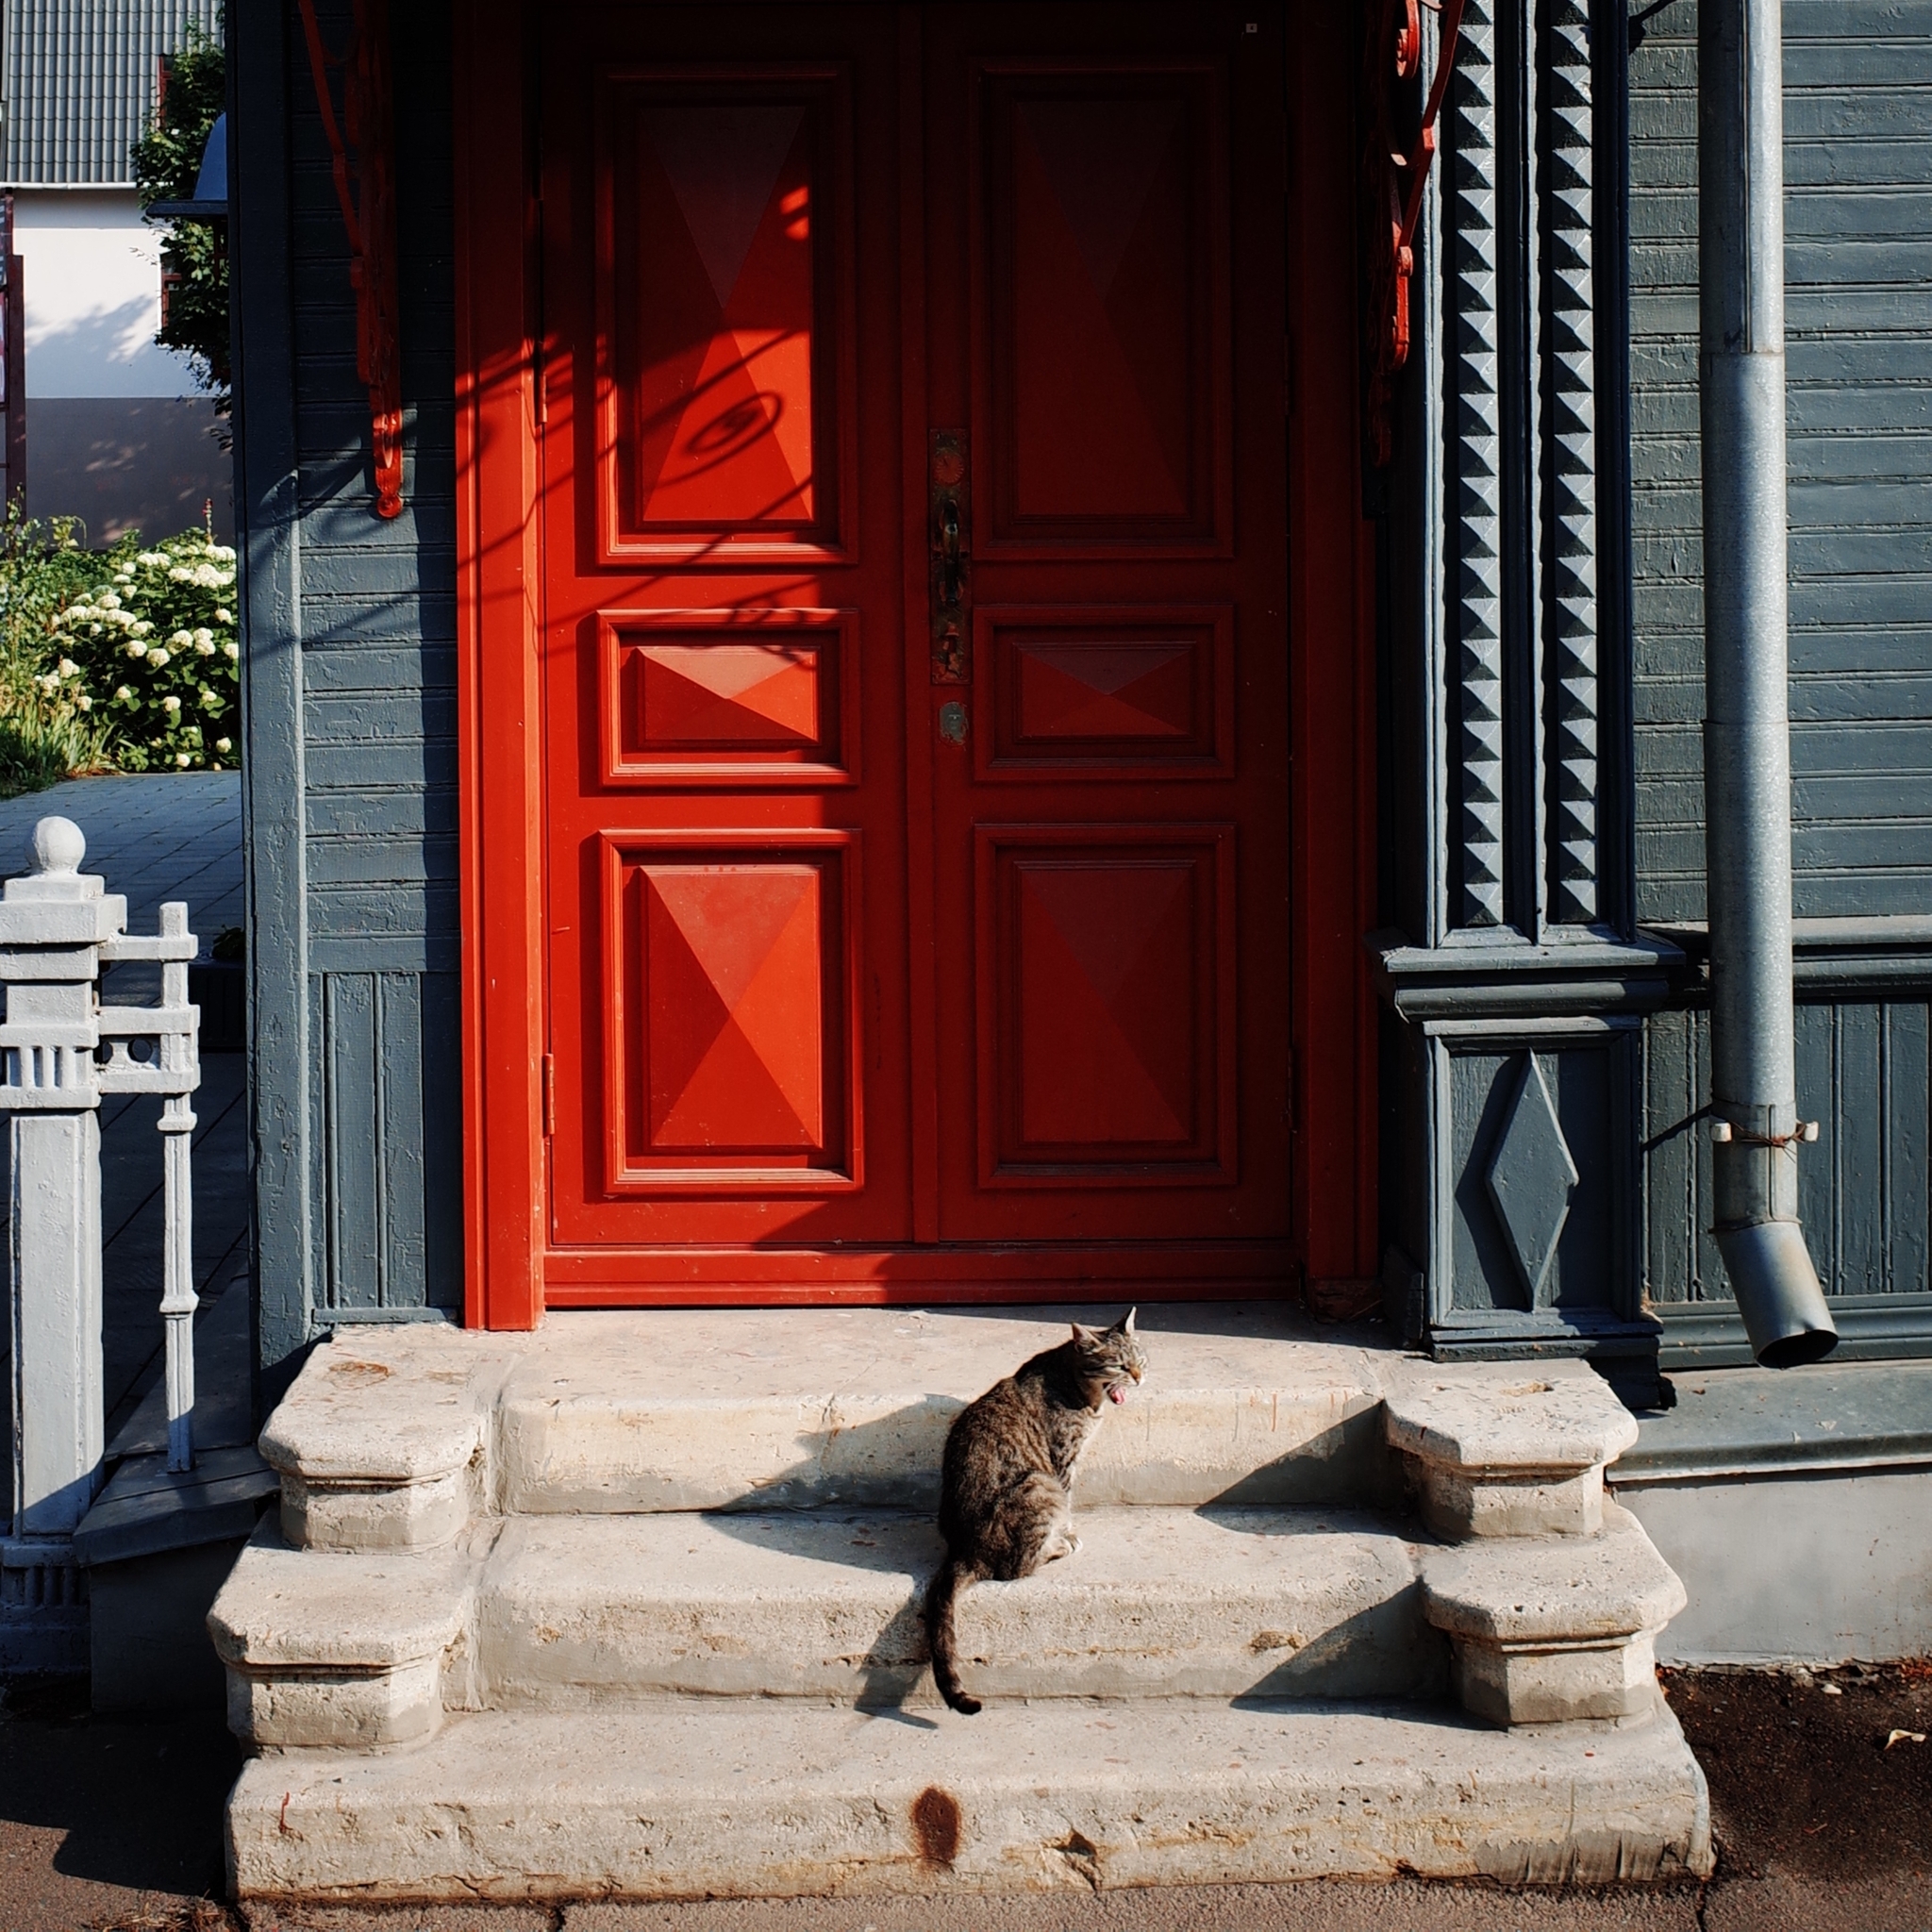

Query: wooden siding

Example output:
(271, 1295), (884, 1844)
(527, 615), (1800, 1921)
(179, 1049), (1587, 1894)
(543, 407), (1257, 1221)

(1630, 0), (1932, 924)
(239, 0), (460, 1363)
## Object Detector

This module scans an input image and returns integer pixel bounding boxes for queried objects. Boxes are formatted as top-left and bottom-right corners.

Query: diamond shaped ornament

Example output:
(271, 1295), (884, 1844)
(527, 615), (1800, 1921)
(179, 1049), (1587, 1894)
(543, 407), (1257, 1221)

(1484, 1053), (1580, 1303)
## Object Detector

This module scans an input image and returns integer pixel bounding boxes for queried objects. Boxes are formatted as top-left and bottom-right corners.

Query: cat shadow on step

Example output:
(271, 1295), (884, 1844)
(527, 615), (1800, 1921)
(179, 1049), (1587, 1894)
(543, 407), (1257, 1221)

(704, 1400), (957, 1726)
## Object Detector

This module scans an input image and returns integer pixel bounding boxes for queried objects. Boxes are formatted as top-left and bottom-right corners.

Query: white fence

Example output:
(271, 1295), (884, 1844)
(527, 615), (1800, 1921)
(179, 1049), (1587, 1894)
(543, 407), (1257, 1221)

(0, 815), (201, 1631)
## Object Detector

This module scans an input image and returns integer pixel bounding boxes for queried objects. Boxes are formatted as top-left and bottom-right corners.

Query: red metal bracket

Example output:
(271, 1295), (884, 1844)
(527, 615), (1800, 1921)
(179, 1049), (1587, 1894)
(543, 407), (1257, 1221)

(1359, 0), (1465, 468)
(297, 0), (404, 519)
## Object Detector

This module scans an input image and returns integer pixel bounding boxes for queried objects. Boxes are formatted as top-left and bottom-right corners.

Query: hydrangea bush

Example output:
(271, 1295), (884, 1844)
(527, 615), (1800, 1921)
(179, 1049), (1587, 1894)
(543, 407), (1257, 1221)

(49, 533), (241, 771)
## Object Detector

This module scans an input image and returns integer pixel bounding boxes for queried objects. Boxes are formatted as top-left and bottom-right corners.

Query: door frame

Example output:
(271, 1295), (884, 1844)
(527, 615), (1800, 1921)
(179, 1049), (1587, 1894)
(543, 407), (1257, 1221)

(452, 0), (1377, 1329)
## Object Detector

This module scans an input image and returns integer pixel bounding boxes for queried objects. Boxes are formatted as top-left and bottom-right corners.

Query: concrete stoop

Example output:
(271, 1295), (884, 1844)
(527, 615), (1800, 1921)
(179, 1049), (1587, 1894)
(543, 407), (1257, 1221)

(226, 1699), (1712, 1901)
(214, 1307), (1714, 1902)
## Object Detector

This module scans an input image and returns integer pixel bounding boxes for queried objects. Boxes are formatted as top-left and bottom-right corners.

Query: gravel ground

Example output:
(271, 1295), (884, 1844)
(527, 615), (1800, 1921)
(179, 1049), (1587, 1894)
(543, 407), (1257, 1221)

(2, 1668), (1927, 1932)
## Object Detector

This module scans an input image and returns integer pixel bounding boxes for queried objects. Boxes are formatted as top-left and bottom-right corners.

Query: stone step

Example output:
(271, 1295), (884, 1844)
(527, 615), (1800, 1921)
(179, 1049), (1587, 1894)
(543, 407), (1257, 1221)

(226, 1697), (1713, 1903)
(475, 1505), (1448, 1709)
(209, 1506), (1451, 1743)
(261, 1307), (1400, 1550)
(495, 1308), (1397, 1515)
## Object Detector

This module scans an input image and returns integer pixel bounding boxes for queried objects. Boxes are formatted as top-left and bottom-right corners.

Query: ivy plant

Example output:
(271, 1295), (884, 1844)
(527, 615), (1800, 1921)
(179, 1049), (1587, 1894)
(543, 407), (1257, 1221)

(132, 17), (229, 415)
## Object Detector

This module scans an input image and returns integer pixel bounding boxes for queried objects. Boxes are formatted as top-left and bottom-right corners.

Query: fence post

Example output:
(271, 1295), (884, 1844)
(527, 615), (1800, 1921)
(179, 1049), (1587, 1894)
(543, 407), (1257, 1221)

(0, 819), (121, 1661)
(0, 816), (202, 1671)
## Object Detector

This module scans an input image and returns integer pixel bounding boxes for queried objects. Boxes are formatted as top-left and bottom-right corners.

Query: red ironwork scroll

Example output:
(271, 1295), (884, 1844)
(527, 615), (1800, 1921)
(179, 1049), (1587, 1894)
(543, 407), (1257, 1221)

(297, 0), (404, 519)
(1359, 0), (1464, 468)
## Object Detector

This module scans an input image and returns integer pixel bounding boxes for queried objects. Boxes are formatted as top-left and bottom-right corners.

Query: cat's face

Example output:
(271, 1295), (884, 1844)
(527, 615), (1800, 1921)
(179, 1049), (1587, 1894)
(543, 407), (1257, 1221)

(1071, 1309), (1146, 1407)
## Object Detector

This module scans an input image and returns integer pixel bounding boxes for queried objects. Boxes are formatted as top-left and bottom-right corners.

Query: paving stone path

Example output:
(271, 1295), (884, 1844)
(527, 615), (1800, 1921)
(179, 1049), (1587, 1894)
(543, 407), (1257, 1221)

(0, 770), (242, 941)
(0, 773), (250, 1524)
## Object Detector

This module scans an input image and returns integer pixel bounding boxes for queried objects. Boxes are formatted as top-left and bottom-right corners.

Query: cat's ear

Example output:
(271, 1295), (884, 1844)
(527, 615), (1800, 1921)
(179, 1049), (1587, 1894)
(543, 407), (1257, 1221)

(1071, 1322), (1102, 1349)
(1118, 1307), (1138, 1336)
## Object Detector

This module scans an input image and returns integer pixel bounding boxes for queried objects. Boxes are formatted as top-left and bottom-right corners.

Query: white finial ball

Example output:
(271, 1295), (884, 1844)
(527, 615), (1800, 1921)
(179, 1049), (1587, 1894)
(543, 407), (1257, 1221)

(29, 817), (85, 875)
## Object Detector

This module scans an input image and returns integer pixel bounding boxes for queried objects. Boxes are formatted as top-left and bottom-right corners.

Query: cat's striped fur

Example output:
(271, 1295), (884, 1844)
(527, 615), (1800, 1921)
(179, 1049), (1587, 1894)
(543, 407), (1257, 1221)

(924, 1311), (1145, 1715)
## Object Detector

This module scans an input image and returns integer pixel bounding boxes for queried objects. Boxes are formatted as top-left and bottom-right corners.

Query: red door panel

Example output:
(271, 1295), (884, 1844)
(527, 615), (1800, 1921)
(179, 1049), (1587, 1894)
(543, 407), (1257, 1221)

(599, 830), (861, 1193)
(974, 606), (1234, 778)
(974, 61), (1231, 554)
(598, 607), (859, 787)
(541, 4), (1291, 1295)
(595, 63), (858, 563)
(976, 824), (1237, 1190)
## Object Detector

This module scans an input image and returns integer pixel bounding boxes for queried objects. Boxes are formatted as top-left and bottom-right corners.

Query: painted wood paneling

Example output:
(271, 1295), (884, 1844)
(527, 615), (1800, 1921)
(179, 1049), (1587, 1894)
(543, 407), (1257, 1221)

(1629, 0), (1932, 924)
(314, 971), (463, 1314)
(1642, 999), (1932, 1349)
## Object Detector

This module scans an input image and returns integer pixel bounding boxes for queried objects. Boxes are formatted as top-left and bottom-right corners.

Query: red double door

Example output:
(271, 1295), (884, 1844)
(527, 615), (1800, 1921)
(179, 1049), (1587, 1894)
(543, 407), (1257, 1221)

(539, 4), (1293, 1301)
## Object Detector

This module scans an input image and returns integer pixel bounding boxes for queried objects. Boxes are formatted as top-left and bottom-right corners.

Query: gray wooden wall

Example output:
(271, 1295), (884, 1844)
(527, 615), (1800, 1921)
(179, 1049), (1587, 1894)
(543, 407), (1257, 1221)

(1630, 0), (1932, 925)
(1630, 0), (1932, 1360)
(236, 0), (462, 1373)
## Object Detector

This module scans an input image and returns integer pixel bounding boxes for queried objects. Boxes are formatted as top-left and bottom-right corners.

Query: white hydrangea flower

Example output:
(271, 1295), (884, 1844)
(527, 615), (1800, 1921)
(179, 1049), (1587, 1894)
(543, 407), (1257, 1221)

(96, 591), (121, 611)
(125, 641), (147, 659)
(210, 544), (236, 562)
(169, 566), (192, 582)
(57, 658), (78, 677)
(215, 737), (233, 754)
(130, 620), (153, 638)
(175, 752), (192, 767)
(162, 694), (182, 713)
(137, 550), (167, 567)
(214, 608), (233, 624)
(223, 641), (240, 660)
(192, 626), (214, 645)
(169, 629), (193, 649)
(201, 687), (222, 708)
(147, 646), (171, 667)
(114, 685), (135, 703)
(75, 695), (92, 712)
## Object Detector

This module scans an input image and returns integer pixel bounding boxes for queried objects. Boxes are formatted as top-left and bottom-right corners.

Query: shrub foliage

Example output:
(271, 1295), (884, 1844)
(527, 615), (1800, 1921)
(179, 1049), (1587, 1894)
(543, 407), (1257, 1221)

(0, 511), (114, 797)
(49, 535), (241, 772)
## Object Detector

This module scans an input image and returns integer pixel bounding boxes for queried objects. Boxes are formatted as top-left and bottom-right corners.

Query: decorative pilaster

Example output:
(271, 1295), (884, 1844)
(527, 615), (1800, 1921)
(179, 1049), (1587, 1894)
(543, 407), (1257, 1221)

(1447, 0), (1506, 928)
(1542, 0), (1601, 926)
(1374, 3), (1657, 1371)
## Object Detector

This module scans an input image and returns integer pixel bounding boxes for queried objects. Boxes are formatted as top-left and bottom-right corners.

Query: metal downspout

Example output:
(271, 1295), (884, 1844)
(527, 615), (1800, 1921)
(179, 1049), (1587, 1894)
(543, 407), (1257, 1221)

(1699, 0), (1838, 1366)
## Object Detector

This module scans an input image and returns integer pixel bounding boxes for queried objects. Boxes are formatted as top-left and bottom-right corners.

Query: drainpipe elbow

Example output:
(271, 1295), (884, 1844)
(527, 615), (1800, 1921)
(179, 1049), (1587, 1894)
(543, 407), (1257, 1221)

(1712, 1218), (1839, 1368)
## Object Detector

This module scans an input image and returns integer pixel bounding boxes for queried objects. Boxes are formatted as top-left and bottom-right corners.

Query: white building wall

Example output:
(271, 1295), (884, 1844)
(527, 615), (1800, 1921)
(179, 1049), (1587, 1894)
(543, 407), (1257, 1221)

(11, 188), (231, 540)
(14, 189), (196, 396)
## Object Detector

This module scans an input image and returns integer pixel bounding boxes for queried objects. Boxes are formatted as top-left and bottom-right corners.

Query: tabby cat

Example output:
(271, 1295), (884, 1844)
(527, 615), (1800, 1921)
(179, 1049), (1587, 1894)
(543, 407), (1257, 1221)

(924, 1310), (1146, 1715)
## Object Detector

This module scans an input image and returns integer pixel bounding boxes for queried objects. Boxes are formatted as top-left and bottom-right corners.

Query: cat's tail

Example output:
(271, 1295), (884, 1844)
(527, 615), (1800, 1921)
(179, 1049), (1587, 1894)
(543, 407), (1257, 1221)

(924, 1555), (984, 1716)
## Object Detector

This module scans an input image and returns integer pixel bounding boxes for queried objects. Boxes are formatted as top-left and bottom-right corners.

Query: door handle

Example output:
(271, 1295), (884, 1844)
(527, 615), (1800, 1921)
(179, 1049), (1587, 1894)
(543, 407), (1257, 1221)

(930, 429), (970, 683)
